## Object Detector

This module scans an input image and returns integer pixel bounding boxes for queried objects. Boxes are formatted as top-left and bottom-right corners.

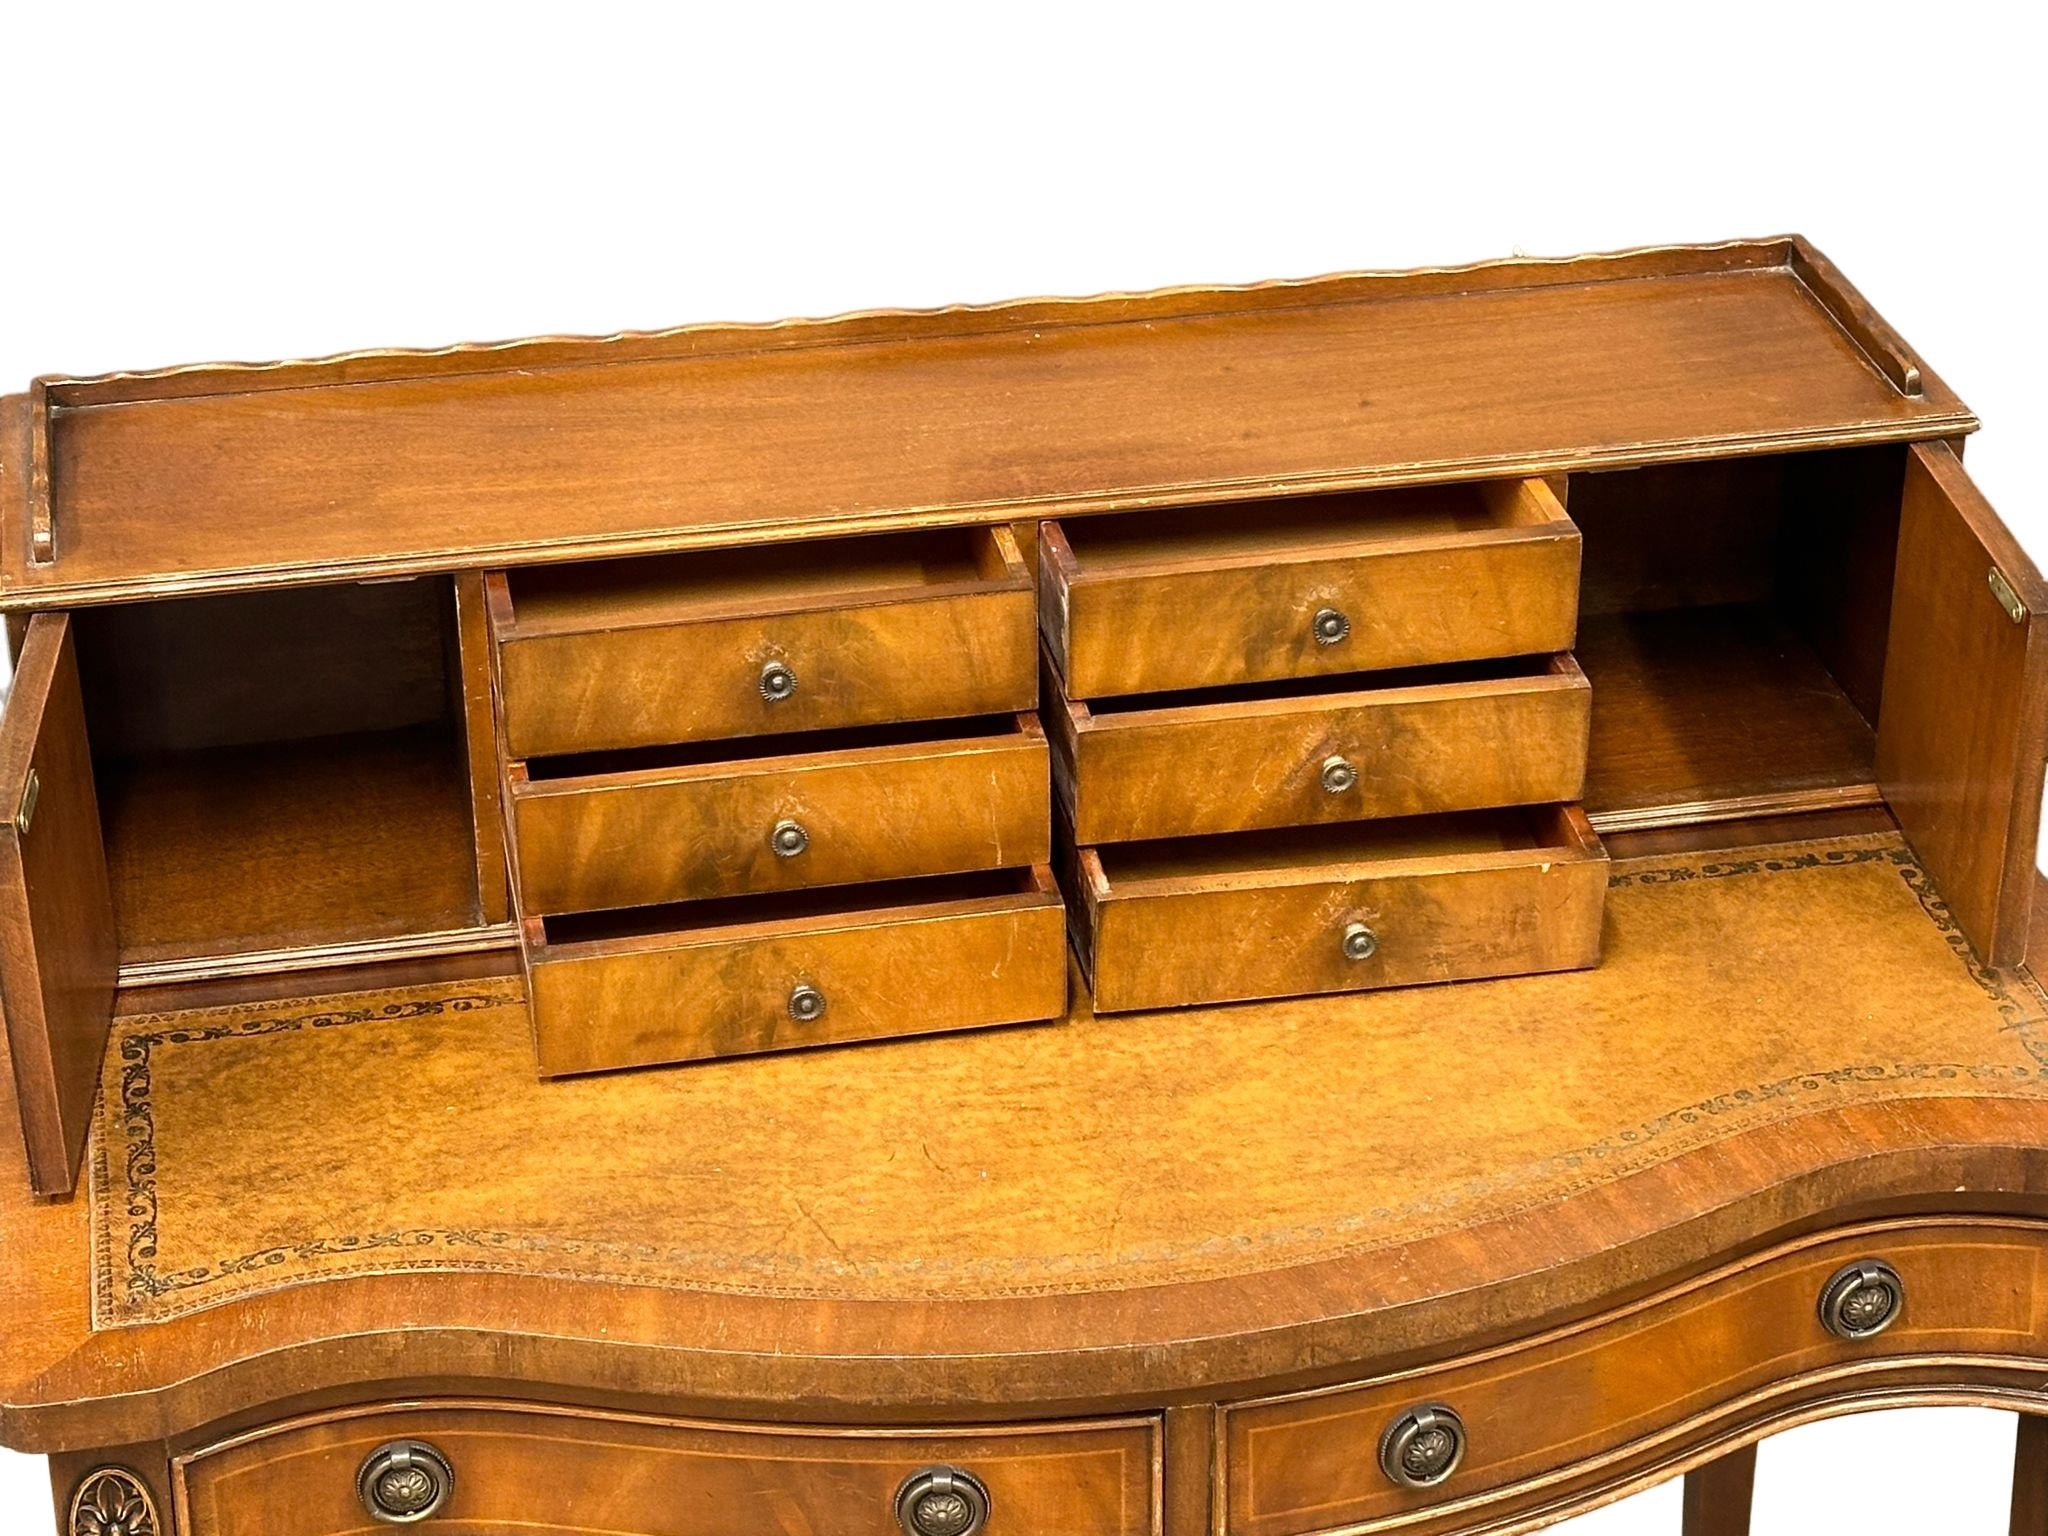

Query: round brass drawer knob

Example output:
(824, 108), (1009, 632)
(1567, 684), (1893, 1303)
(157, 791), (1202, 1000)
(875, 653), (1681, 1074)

(770, 819), (810, 858)
(789, 983), (827, 1023)
(1820, 1258), (1904, 1340)
(1379, 1403), (1466, 1489)
(357, 1440), (454, 1524)
(759, 660), (798, 702)
(1321, 755), (1359, 794)
(1312, 606), (1351, 646)
(1342, 922), (1379, 962)
(896, 1465), (991, 1536)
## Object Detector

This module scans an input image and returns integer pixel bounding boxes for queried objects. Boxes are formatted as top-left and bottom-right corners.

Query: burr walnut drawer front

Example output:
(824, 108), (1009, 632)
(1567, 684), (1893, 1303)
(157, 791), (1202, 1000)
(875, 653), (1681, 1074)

(1051, 655), (1589, 844)
(1040, 477), (1580, 699)
(523, 867), (1068, 1074)
(177, 1401), (1160, 1536)
(1073, 805), (1605, 1013)
(1220, 1220), (2048, 1536)
(487, 525), (1038, 757)
(508, 714), (1051, 914)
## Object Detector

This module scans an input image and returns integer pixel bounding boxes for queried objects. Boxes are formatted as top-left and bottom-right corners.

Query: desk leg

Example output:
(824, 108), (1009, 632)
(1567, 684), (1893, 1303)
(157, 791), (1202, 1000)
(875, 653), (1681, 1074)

(1681, 1443), (1757, 1536)
(2013, 1414), (2048, 1534)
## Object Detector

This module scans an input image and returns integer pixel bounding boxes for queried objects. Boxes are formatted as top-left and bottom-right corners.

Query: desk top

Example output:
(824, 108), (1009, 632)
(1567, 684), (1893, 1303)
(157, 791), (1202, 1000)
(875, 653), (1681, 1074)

(1, 238), (1972, 606)
(8, 826), (2048, 1449)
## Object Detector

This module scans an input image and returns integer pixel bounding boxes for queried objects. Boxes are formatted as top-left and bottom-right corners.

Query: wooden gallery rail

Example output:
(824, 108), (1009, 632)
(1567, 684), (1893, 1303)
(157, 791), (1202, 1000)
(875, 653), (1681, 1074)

(3, 238), (2048, 1535)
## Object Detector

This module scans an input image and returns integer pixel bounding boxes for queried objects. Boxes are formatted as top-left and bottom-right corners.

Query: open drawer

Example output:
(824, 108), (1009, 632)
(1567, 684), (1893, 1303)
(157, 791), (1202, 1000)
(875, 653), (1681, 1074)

(1039, 477), (1581, 699)
(1070, 806), (1608, 1013)
(509, 714), (1050, 914)
(1050, 654), (1590, 844)
(488, 526), (1038, 757)
(522, 867), (1068, 1074)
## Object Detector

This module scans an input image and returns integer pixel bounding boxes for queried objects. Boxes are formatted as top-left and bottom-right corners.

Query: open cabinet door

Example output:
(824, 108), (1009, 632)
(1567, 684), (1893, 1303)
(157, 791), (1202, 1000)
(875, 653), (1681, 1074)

(1877, 442), (2048, 969)
(0, 613), (117, 1196)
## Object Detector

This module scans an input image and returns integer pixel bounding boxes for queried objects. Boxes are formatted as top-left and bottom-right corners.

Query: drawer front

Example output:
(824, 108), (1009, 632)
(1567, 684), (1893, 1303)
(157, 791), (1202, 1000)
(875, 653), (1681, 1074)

(1086, 842), (1604, 1014)
(512, 720), (1050, 913)
(527, 872), (1068, 1074)
(1043, 494), (1579, 699)
(1221, 1221), (2048, 1536)
(1056, 663), (1589, 844)
(179, 1402), (1160, 1536)
(497, 580), (1038, 758)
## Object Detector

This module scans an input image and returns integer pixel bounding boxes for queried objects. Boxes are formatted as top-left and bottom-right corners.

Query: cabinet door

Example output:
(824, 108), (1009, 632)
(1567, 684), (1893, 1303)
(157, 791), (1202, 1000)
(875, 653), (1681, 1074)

(0, 613), (116, 1196)
(1877, 442), (2048, 968)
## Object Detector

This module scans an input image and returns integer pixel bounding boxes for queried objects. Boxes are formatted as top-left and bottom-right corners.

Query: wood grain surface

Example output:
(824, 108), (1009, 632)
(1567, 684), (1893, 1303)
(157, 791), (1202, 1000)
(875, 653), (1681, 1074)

(510, 714), (1049, 913)
(451, 572), (511, 925)
(98, 726), (483, 966)
(491, 527), (1037, 757)
(1075, 806), (1606, 1011)
(525, 867), (1068, 1074)
(1224, 1220), (2048, 1536)
(1044, 479), (1580, 700)
(1052, 657), (1589, 844)
(1, 244), (2044, 1536)
(4, 241), (1969, 605)
(0, 615), (115, 1197)
(1578, 605), (1879, 829)
(1876, 442), (2048, 967)
(177, 1402), (1160, 1536)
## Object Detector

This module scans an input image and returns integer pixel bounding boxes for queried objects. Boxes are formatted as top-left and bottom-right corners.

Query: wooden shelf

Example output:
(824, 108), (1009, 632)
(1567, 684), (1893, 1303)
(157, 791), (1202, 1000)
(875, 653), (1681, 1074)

(6, 239), (1968, 604)
(1579, 604), (1881, 831)
(99, 725), (484, 967)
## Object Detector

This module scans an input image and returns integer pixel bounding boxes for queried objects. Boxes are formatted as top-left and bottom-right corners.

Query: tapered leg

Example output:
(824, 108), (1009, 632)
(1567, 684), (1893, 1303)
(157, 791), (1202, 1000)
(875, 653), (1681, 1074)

(1682, 1443), (1757, 1536)
(2013, 1414), (2048, 1534)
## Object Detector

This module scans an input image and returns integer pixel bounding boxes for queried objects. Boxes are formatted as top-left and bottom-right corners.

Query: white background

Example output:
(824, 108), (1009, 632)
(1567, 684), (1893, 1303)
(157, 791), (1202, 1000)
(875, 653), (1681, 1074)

(0, 4), (2041, 1531)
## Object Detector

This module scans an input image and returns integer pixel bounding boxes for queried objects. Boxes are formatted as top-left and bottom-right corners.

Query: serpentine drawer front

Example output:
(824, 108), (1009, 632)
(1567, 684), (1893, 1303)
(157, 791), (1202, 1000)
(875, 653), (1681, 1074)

(1221, 1220), (2048, 1536)
(507, 713), (1052, 913)
(174, 1403), (1161, 1536)
(1049, 655), (1590, 844)
(487, 525), (1038, 757)
(1038, 477), (1581, 699)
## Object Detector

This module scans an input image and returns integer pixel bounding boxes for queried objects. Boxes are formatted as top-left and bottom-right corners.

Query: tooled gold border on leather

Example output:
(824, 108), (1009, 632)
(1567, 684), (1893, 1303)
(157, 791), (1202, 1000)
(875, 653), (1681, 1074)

(89, 841), (2048, 1326)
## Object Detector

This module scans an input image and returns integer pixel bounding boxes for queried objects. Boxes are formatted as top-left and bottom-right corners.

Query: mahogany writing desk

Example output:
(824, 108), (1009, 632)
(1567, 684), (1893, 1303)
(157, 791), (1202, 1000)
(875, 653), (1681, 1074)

(3, 239), (2047, 1535)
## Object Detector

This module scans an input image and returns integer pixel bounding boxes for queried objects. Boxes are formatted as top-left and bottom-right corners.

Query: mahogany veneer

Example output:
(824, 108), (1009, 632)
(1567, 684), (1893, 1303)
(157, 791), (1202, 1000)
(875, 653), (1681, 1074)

(4, 239), (2048, 1536)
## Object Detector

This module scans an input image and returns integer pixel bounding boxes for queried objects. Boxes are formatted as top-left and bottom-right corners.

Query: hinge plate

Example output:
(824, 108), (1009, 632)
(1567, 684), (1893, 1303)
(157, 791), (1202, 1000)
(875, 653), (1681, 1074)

(1989, 566), (2027, 624)
(14, 767), (39, 837)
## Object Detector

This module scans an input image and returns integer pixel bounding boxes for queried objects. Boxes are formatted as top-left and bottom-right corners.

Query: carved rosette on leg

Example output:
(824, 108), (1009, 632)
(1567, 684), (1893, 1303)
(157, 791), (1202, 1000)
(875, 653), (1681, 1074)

(69, 1468), (160, 1536)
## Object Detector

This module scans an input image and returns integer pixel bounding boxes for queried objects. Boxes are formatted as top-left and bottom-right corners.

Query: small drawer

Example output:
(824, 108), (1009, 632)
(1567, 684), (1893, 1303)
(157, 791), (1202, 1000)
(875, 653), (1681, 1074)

(178, 1400), (1159, 1536)
(488, 525), (1038, 757)
(1050, 655), (1589, 844)
(1072, 805), (1604, 1013)
(1040, 477), (1580, 699)
(509, 714), (1050, 914)
(1220, 1221), (2048, 1536)
(1040, 479), (1581, 700)
(524, 867), (1068, 1074)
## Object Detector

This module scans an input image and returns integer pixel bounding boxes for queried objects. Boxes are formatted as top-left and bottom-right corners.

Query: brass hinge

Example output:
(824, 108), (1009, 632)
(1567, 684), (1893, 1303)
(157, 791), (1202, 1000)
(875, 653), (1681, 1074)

(1989, 566), (2027, 624)
(13, 768), (38, 836)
